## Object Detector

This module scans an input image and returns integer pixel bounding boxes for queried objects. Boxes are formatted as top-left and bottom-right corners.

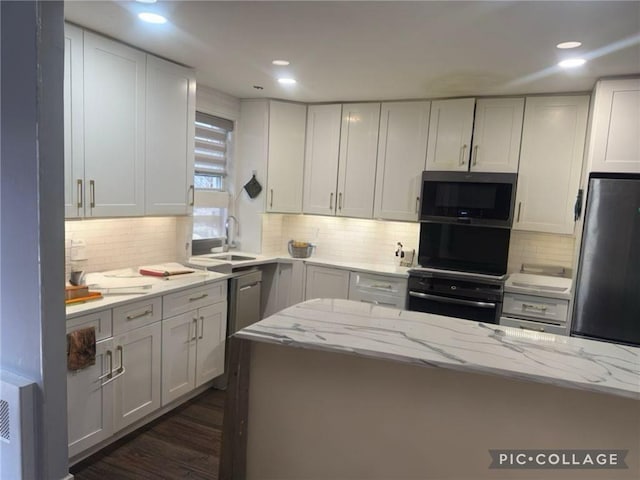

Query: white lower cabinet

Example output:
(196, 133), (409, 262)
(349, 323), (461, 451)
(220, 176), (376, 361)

(67, 338), (114, 458)
(112, 322), (162, 431)
(305, 265), (350, 300)
(161, 283), (227, 406)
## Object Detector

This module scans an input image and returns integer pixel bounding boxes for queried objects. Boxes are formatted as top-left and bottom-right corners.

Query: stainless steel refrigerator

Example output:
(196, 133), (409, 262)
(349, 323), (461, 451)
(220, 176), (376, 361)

(571, 174), (640, 346)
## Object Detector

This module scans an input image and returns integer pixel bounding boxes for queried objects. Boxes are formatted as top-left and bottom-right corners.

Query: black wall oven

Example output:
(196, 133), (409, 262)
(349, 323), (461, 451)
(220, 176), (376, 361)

(420, 171), (517, 228)
(408, 221), (510, 324)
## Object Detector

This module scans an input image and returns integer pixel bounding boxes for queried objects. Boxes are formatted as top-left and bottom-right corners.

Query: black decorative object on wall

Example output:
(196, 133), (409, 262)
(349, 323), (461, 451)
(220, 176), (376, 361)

(243, 174), (262, 199)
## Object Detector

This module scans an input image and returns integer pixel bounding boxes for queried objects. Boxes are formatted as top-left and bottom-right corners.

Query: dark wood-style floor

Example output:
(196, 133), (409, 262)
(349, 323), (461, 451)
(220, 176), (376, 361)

(70, 388), (226, 480)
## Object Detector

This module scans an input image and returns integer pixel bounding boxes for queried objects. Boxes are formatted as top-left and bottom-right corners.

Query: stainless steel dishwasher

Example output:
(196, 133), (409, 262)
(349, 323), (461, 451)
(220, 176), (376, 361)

(215, 269), (262, 389)
(229, 269), (262, 334)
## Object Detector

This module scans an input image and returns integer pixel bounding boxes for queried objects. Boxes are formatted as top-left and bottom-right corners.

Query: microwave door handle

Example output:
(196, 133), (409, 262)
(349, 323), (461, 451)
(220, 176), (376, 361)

(409, 291), (496, 309)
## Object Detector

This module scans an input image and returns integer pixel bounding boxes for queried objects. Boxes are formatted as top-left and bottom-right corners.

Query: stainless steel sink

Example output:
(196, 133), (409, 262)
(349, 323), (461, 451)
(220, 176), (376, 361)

(209, 254), (256, 262)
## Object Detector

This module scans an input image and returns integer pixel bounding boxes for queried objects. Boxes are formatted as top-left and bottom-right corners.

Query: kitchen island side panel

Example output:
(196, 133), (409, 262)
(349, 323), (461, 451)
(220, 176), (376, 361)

(245, 342), (639, 480)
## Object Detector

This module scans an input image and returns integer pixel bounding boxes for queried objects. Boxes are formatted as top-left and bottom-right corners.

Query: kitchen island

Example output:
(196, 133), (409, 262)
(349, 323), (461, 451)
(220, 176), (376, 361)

(222, 299), (640, 479)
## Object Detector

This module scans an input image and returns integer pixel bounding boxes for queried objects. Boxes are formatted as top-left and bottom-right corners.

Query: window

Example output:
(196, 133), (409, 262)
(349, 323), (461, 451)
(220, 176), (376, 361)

(193, 112), (234, 242)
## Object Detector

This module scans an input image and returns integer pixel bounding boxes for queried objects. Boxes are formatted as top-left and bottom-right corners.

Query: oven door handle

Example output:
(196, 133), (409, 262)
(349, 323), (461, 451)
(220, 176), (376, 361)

(409, 291), (496, 309)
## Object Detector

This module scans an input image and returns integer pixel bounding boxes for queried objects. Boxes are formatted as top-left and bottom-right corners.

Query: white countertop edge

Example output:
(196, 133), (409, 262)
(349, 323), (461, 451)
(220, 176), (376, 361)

(235, 330), (639, 400)
(234, 299), (640, 401)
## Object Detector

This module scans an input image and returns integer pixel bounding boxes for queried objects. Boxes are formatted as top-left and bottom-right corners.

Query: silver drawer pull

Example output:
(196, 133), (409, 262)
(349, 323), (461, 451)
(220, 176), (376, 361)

(370, 283), (393, 290)
(126, 309), (153, 320)
(519, 325), (545, 333)
(97, 350), (113, 380)
(189, 293), (208, 302)
(522, 303), (548, 312)
(361, 299), (397, 307)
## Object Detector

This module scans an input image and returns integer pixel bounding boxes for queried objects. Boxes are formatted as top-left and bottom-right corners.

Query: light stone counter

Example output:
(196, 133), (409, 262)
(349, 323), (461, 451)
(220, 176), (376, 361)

(236, 298), (640, 400)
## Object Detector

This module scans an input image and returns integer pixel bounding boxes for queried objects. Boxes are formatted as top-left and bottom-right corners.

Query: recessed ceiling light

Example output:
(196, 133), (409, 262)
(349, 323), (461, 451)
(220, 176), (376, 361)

(278, 78), (297, 85)
(558, 58), (587, 68)
(272, 60), (290, 66)
(135, 0), (157, 4)
(138, 12), (167, 24)
(556, 41), (582, 49)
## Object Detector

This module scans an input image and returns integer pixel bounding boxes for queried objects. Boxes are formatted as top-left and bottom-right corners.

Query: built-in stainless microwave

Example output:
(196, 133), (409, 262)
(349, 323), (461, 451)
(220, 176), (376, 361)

(419, 171), (517, 228)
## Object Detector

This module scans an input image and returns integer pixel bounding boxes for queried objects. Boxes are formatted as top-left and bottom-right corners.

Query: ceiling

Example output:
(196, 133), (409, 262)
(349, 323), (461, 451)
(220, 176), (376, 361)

(64, 1), (640, 102)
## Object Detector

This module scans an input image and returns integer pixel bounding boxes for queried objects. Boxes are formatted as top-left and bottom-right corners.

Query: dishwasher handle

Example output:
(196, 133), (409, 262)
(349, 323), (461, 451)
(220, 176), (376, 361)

(239, 282), (260, 292)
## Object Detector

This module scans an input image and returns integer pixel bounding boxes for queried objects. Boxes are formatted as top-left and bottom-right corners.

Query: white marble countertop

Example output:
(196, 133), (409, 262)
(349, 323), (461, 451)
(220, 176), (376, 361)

(235, 298), (640, 400)
(66, 268), (231, 319)
(66, 254), (410, 320)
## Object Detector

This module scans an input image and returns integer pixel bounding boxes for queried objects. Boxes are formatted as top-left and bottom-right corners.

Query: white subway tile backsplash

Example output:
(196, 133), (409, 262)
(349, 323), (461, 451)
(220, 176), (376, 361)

(262, 214), (576, 272)
(65, 217), (179, 278)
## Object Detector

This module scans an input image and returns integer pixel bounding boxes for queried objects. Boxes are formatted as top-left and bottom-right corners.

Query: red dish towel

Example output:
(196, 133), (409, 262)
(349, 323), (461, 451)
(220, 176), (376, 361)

(67, 327), (96, 371)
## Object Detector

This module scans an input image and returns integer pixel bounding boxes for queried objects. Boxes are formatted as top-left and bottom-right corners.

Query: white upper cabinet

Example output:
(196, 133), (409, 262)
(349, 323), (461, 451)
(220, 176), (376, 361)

(303, 104), (342, 215)
(374, 101), (430, 221)
(337, 103), (381, 218)
(83, 31), (146, 217)
(266, 101), (307, 213)
(425, 98), (475, 171)
(64, 24), (84, 219)
(514, 96), (589, 234)
(470, 98), (524, 173)
(145, 55), (196, 215)
(586, 78), (640, 173)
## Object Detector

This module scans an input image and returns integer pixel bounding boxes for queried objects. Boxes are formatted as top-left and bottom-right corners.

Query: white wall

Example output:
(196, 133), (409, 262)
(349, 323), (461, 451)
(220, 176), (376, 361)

(0, 1), (69, 478)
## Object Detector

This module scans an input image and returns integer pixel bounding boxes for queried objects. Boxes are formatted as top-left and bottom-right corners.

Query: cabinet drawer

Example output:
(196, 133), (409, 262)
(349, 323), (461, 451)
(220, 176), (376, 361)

(163, 281), (227, 318)
(500, 316), (567, 336)
(502, 293), (569, 324)
(66, 309), (113, 341)
(113, 296), (162, 335)
(349, 272), (408, 298)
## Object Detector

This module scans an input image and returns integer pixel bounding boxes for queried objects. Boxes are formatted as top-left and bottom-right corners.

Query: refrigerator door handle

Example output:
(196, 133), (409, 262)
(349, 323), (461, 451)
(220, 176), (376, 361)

(573, 188), (583, 221)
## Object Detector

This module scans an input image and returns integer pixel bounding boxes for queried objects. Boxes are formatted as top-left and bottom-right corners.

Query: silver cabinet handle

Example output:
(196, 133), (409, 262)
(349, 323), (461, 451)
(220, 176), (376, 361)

(472, 145), (479, 166)
(522, 303), (548, 312)
(188, 184), (195, 206)
(517, 202), (522, 222)
(415, 197), (420, 214)
(192, 318), (198, 341)
(77, 179), (83, 208)
(198, 316), (204, 339)
(329, 192), (334, 210)
(409, 291), (496, 309)
(116, 345), (124, 374)
(361, 299), (398, 307)
(270, 189), (274, 208)
(98, 350), (113, 380)
(89, 180), (96, 208)
(370, 283), (393, 290)
(459, 144), (467, 166)
(188, 293), (208, 302)
(126, 309), (153, 321)
(338, 192), (343, 210)
(519, 325), (546, 333)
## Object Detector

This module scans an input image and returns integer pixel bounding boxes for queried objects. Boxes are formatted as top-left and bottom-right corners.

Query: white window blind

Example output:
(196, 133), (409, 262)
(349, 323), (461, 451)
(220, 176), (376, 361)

(194, 112), (234, 189)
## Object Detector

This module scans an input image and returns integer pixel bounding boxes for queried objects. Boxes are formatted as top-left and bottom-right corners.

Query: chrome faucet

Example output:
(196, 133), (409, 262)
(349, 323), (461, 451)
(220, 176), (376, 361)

(225, 215), (239, 249)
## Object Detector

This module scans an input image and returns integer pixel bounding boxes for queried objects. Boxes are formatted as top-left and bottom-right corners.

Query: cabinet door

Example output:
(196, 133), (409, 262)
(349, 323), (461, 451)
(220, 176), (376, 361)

(162, 312), (197, 406)
(64, 24), (85, 218)
(67, 339), (114, 458)
(266, 101), (306, 213)
(337, 103), (381, 218)
(195, 301), (227, 387)
(113, 322), (161, 431)
(303, 104), (342, 215)
(304, 265), (350, 301)
(471, 98), (524, 173)
(514, 96), (589, 234)
(83, 32), (146, 217)
(145, 55), (196, 215)
(425, 98), (475, 171)
(374, 101), (430, 221)
(587, 79), (640, 173)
